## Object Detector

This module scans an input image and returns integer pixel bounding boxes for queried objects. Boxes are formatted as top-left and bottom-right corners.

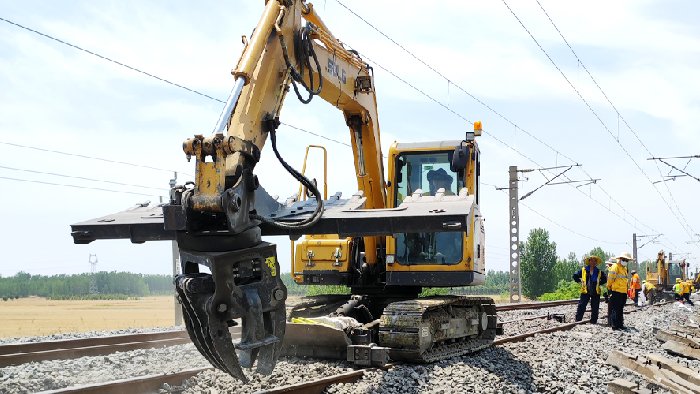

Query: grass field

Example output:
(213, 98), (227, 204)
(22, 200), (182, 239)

(0, 296), (176, 338)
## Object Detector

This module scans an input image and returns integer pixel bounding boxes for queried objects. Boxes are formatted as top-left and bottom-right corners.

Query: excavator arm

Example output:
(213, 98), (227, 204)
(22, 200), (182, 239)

(70, 0), (476, 381)
(181, 0), (386, 261)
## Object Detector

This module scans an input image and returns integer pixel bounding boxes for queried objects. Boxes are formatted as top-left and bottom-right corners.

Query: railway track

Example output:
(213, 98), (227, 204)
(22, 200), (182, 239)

(22, 299), (604, 394)
(3, 299), (575, 370)
(494, 299), (578, 311)
(1, 329), (212, 368)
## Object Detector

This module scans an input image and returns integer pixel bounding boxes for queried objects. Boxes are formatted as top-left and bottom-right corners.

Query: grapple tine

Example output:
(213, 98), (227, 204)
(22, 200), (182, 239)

(237, 288), (266, 368)
(255, 306), (287, 374)
(207, 307), (248, 382)
(175, 276), (226, 371)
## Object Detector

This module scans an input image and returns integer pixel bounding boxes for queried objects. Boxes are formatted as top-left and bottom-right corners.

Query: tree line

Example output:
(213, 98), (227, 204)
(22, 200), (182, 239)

(519, 228), (630, 300)
(281, 269), (513, 297)
(0, 271), (173, 300)
(2, 232), (622, 302)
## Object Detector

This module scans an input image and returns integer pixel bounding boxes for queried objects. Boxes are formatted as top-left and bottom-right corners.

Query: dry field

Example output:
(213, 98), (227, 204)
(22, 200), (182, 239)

(0, 294), (509, 338)
(0, 296), (176, 337)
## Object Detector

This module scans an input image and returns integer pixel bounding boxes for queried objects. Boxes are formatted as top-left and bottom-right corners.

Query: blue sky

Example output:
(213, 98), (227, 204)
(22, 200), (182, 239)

(1, 0), (699, 276)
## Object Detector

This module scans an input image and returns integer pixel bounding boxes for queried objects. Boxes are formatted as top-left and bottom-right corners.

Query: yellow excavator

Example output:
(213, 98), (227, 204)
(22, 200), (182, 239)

(645, 250), (690, 303)
(71, 0), (496, 382)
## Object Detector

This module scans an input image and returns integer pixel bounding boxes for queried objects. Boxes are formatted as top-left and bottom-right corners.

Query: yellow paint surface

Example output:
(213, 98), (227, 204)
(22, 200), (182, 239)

(0, 296), (175, 338)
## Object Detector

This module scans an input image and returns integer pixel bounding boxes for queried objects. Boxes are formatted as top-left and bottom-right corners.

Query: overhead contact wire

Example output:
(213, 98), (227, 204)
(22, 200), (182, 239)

(500, 0), (695, 242)
(333, 1), (665, 240)
(533, 0), (689, 251)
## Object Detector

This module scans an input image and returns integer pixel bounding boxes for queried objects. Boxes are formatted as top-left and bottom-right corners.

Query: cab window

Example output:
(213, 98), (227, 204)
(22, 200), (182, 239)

(394, 152), (462, 205)
(393, 151), (463, 265)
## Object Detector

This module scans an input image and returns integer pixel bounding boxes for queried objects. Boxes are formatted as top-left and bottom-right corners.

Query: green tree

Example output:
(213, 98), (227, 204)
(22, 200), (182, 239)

(638, 259), (652, 280)
(553, 252), (580, 284)
(520, 228), (558, 299)
(484, 270), (509, 288)
(586, 247), (613, 266)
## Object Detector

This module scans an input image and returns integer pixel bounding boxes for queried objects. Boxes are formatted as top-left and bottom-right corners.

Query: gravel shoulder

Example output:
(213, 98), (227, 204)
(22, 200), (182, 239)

(327, 301), (699, 394)
(1, 299), (697, 394)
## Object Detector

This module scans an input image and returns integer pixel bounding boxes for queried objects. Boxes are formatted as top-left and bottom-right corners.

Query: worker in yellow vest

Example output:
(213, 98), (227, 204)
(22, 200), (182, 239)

(673, 278), (683, 301)
(682, 280), (694, 306)
(572, 255), (607, 323)
(607, 252), (632, 331)
(642, 280), (656, 305)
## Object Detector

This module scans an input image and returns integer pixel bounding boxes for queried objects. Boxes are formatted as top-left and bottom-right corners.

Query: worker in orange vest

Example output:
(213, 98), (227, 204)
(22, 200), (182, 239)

(629, 270), (642, 306)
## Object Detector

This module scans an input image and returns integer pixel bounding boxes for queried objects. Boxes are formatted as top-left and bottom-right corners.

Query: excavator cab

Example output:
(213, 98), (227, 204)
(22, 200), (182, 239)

(385, 131), (485, 287)
(291, 131), (485, 290)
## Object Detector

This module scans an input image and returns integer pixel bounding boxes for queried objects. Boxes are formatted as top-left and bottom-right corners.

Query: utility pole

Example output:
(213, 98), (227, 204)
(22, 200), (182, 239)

(88, 254), (98, 294)
(632, 233), (638, 274)
(498, 164), (595, 303)
(508, 166), (521, 303)
(170, 172), (183, 326)
(634, 233), (662, 274)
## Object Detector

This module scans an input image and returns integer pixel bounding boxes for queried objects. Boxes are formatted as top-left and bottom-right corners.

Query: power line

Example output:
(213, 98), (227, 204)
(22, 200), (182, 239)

(0, 164), (168, 191)
(650, 158), (700, 183)
(333, 0), (577, 166)
(0, 16), (352, 152)
(279, 122), (351, 148)
(533, 0), (691, 251)
(0, 16), (225, 105)
(500, 0), (696, 244)
(0, 141), (192, 177)
(483, 181), (627, 246)
(356, 49), (545, 166)
(339, 20), (672, 250)
(332, 0), (670, 246)
(0, 175), (161, 197)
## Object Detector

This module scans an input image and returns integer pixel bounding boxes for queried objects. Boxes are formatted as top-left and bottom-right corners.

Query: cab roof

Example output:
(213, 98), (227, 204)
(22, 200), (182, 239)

(392, 140), (466, 150)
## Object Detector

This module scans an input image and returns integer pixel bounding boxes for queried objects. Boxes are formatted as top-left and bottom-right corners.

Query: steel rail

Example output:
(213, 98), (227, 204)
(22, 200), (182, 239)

(0, 328), (237, 367)
(495, 299), (578, 311)
(1, 300), (577, 368)
(257, 369), (367, 394)
(256, 305), (647, 394)
(495, 304), (643, 345)
(0, 330), (188, 356)
(36, 367), (212, 394)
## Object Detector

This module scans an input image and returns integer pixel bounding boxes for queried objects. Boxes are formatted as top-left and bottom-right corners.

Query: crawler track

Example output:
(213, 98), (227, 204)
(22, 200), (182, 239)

(255, 303), (646, 394)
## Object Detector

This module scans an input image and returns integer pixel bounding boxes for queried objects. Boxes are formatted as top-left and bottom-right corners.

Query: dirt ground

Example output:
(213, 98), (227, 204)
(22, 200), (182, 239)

(0, 296), (177, 338)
